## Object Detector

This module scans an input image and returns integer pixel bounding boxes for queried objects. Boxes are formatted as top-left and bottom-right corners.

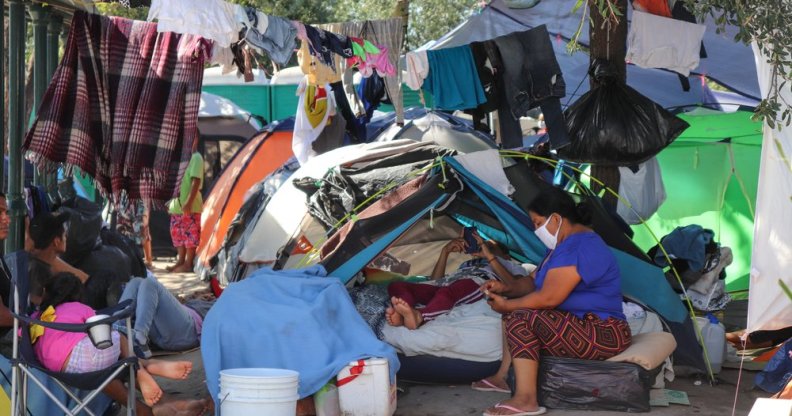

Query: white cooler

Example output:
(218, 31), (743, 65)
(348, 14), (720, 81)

(336, 358), (397, 416)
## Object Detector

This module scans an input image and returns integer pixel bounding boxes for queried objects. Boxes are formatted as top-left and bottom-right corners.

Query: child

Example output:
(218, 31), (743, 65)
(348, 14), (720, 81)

(386, 233), (527, 330)
(32, 271), (208, 415)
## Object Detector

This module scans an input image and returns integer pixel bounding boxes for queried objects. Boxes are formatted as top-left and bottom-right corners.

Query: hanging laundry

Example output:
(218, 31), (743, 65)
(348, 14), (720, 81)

(342, 68), (365, 117)
(359, 45), (396, 78)
(626, 10), (707, 77)
(492, 25), (569, 149)
(148, 0), (240, 47)
(293, 21), (308, 42)
(632, 0), (672, 17)
(256, 14), (298, 65)
(239, 6), (273, 56)
(358, 73), (389, 122)
(347, 37), (381, 68)
(422, 45), (486, 111)
(311, 116), (347, 156)
(404, 51), (429, 90)
(330, 81), (365, 143)
(305, 25), (340, 67)
(293, 79), (337, 165)
(616, 157), (667, 225)
(298, 41), (340, 85)
(23, 11), (207, 205)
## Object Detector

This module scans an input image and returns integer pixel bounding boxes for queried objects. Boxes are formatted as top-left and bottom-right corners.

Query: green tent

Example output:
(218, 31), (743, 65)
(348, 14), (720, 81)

(631, 110), (762, 295)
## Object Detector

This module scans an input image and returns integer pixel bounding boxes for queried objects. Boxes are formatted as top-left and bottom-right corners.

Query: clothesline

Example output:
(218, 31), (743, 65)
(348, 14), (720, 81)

(146, 0), (395, 81)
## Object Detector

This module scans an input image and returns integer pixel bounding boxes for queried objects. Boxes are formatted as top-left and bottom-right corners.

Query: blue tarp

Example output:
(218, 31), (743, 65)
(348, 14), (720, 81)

(201, 265), (399, 405)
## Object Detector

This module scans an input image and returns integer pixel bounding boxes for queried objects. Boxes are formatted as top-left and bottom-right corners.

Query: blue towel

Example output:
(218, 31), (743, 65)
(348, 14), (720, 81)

(654, 225), (715, 272)
(201, 265), (399, 404)
(423, 46), (487, 110)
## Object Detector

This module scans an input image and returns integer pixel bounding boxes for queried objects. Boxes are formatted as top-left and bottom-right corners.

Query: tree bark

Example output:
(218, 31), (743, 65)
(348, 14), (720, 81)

(392, 0), (409, 52)
(588, 0), (627, 210)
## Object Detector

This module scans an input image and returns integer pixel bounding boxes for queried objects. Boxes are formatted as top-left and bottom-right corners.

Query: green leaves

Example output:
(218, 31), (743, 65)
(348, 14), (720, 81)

(684, 0), (792, 127)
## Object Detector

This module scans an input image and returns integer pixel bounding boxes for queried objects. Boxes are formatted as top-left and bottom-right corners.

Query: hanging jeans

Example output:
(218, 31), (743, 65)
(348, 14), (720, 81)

(493, 25), (569, 149)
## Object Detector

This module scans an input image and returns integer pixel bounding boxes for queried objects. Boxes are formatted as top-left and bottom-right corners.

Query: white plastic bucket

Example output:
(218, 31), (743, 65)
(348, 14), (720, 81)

(337, 358), (396, 416)
(220, 368), (299, 416)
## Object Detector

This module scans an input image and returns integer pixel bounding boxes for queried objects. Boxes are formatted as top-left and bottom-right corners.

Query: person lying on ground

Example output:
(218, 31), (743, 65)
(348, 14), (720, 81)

(114, 276), (213, 357)
(386, 234), (527, 330)
(479, 187), (631, 416)
(30, 270), (208, 416)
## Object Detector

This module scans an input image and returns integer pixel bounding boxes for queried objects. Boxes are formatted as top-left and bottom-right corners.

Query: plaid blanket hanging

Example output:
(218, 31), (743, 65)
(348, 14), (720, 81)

(23, 11), (209, 205)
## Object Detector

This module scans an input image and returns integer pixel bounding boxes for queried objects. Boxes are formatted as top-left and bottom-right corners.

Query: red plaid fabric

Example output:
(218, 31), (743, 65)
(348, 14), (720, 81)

(23, 11), (209, 205)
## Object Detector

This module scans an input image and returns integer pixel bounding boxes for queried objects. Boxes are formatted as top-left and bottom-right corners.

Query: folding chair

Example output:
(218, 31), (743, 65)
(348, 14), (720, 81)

(6, 251), (138, 416)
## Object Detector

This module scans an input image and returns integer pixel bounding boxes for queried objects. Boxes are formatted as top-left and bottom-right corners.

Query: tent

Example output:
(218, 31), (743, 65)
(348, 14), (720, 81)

(234, 111), (499, 269)
(196, 118), (295, 273)
(269, 146), (706, 374)
(631, 110), (762, 294)
(421, 0), (760, 109)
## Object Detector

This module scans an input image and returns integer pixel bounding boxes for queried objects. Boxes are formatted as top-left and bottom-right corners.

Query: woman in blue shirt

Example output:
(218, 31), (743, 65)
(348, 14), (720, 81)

(480, 187), (631, 416)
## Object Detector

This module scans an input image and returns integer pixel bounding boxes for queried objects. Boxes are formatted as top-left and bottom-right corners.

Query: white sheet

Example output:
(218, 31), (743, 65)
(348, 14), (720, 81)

(747, 43), (792, 332)
(453, 150), (515, 197)
(382, 300), (503, 362)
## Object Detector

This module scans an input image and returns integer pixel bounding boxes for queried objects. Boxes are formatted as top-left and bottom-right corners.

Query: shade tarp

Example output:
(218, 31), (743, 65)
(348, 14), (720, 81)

(422, 0), (760, 108)
(630, 111), (762, 293)
(746, 43), (792, 332)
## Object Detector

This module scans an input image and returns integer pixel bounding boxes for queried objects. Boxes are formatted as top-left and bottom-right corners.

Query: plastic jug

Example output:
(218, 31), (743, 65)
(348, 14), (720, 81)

(694, 314), (726, 374)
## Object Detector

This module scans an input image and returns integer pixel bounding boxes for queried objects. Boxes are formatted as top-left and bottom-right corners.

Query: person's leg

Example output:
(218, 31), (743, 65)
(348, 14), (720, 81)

(484, 310), (545, 415)
(419, 278), (482, 321)
(472, 320), (512, 392)
(103, 379), (154, 416)
(386, 282), (439, 327)
(133, 277), (200, 350)
(168, 215), (186, 271)
(172, 214), (200, 273)
(143, 236), (153, 267)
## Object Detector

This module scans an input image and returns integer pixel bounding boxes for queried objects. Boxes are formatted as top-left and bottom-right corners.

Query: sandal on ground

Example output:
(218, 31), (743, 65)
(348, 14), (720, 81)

(471, 379), (511, 393)
(483, 402), (547, 416)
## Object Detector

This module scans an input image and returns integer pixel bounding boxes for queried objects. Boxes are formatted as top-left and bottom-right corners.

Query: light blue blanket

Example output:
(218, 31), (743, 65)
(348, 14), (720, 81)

(201, 265), (399, 404)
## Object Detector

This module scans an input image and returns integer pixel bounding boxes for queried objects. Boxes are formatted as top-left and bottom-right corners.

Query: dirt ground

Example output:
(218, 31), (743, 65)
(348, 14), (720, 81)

(147, 259), (773, 416)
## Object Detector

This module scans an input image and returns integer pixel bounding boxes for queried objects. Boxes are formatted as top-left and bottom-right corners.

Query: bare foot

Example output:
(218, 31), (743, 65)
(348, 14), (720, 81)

(392, 297), (423, 330)
(170, 264), (193, 274)
(165, 263), (182, 272)
(385, 300), (404, 327)
(137, 368), (163, 406)
(153, 398), (211, 416)
(144, 359), (193, 380)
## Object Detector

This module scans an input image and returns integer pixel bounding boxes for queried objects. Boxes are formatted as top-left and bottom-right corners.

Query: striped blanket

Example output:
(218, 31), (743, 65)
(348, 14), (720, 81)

(23, 11), (208, 205)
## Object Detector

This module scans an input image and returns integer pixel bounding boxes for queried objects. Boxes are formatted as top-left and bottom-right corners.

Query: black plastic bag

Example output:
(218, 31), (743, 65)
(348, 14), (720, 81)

(558, 60), (689, 166)
(538, 356), (658, 412)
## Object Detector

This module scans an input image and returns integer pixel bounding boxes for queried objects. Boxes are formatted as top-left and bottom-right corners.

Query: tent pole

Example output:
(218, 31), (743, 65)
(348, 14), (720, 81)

(6, 0), (27, 253)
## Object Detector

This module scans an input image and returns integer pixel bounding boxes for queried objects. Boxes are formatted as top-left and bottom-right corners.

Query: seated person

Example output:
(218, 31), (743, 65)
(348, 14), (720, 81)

(479, 187), (631, 416)
(30, 270), (208, 416)
(116, 276), (212, 356)
(386, 234), (526, 330)
(28, 211), (90, 284)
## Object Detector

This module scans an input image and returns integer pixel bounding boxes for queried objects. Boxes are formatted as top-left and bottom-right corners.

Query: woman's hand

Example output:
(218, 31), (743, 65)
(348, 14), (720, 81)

(487, 293), (511, 314)
(442, 238), (466, 255)
(481, 279), (509, 295)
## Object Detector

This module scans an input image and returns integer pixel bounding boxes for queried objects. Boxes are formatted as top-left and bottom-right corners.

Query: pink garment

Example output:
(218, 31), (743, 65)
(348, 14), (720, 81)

(358, 45), (396, 78)
(293, 20), (308, 41)
(34, 302), (95, 372)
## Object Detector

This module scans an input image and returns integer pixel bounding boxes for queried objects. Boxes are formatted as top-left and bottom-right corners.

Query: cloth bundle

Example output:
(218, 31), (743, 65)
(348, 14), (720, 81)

(23, 11), (207, 205)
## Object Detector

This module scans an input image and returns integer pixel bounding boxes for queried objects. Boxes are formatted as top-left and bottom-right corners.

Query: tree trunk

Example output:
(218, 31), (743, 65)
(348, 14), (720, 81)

(588, 0), (627, 210)
(392, 0), (409, 52)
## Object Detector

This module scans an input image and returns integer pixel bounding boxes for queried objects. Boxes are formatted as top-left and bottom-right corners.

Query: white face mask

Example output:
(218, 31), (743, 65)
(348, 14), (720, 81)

(534, 215), (562, 250)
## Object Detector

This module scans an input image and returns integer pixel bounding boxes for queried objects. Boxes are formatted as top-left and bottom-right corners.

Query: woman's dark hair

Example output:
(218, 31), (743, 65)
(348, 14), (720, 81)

(527, 186), (593, 225)
(39, 272), (83, 312)
(29, 258), (54, 300)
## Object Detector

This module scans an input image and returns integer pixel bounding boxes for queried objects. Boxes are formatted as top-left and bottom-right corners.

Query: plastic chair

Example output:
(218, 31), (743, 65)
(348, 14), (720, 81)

(6, 251), (138, 416)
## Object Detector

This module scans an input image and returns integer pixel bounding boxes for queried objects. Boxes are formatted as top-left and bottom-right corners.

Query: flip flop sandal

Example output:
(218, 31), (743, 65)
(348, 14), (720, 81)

(471, 379), (511, 393)
(482, 402), (547, 416)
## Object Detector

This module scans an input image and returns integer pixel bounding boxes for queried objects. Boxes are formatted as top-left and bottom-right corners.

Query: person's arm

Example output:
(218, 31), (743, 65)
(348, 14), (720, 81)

(182, 177), (201, 215)
(52, 258), (90, 284)
(430, 239), (465, 280)
(0, 301), (13, 327)
(488, 265), (580, 314)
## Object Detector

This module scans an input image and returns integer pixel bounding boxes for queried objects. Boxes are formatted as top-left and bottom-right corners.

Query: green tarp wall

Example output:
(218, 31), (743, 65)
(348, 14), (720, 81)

(630, 110), (762, 295)
(202, 84), (432, 123)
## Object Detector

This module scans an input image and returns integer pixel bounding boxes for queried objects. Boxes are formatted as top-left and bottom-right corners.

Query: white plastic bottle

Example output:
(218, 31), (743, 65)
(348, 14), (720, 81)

(695, 314), (726, 374)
